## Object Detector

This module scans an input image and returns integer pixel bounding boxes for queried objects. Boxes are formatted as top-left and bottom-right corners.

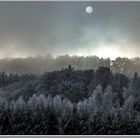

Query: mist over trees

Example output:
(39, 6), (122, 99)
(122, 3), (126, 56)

(0, 64), (139, 134)
(0, 55), (140, 76)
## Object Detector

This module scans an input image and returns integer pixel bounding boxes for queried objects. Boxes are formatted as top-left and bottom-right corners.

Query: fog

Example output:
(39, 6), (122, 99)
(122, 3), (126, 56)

(0, 2), (139, 59)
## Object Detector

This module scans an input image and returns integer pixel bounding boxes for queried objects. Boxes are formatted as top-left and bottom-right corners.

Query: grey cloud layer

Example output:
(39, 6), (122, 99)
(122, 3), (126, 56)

(0, 1), (139, 58)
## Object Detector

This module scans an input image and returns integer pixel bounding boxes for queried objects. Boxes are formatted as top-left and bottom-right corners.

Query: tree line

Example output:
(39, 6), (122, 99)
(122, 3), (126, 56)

(0, 55), (140, 76)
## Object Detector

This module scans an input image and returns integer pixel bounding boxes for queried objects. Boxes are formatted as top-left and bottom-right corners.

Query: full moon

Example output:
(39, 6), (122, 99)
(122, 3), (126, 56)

(85, 6), (93, 14)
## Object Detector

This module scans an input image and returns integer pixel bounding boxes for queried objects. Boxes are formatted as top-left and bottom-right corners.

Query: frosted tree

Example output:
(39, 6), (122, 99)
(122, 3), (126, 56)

(60, 98), (74, 134)
(123, 80), (135, 100)
(27, 94), (38, 110)
(13, 95), (26, 110)
(122, 77), (140, 112)
(123, 94), (135, 119)
(86, 98), (93, 114)
(46, 94), (53, 108)
(9, 100), (15, 110)
(53, 95), (63, 113)
(62, 98), (73, 117)
(92, 84), (103, 113)
(124, 95), (134, 111)
(77, 100), (88, 116)
(103, 86), (114, 115)
(113, 92), (120, 106)
(37, 94), (47, 109)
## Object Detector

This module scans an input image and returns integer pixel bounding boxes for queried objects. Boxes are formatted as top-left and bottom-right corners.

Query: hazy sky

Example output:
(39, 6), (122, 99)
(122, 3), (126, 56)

(0, 1), (140, 59)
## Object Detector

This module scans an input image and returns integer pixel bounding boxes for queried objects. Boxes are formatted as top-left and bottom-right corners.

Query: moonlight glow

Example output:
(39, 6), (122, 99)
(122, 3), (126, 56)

(94, 45), (125, 60)
(85, 6), (93, 14)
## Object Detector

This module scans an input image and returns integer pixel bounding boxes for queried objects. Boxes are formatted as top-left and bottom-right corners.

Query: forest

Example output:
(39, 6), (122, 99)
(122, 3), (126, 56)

(0, 56), (139, 134)
(0, 55), (140, 76)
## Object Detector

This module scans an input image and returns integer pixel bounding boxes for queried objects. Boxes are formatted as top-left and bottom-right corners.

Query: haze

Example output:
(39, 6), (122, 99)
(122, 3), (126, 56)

(0, 1), (140, 59)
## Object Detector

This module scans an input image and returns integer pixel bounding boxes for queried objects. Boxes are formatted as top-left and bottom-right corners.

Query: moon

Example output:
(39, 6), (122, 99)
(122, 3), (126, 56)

(85, 6), (93, 14)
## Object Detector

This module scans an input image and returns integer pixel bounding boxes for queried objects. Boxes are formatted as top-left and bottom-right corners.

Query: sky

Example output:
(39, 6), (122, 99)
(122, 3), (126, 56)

(0, 1), (140, 59)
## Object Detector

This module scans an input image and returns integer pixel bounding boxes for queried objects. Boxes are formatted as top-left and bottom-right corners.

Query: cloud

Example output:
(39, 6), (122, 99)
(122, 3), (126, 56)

(0, 1), (139, 58)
